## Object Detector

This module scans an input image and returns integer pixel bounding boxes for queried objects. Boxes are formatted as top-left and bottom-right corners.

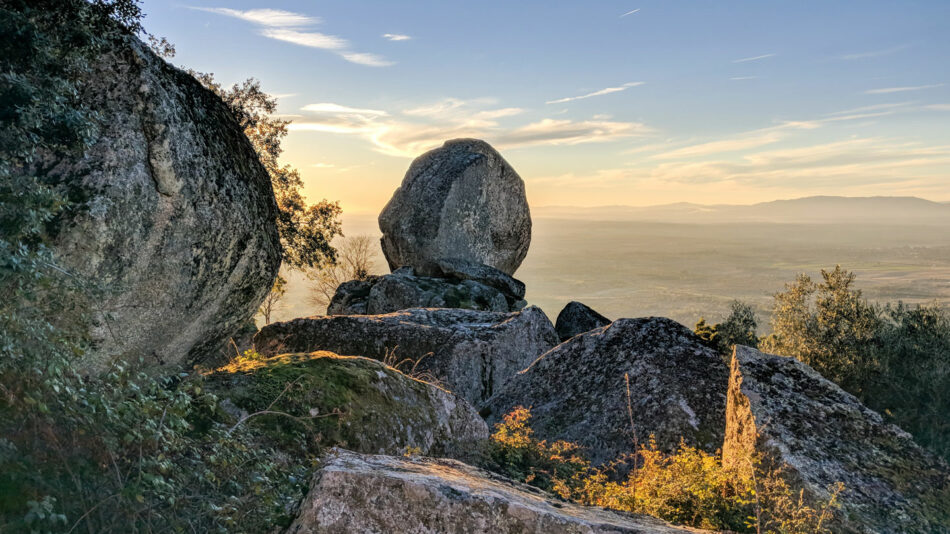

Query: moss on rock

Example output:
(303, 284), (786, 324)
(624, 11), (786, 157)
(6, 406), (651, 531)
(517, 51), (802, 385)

(204, 351), (488, 460)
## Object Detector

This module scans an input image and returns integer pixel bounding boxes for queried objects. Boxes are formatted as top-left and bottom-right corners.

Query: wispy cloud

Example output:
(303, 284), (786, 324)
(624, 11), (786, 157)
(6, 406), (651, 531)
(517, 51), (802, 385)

(827, 102), (913, 115)
(620, 8), (640, 17)
(340, 52), (394, 67)
(546, 82), (644, 104)
(292, 97), (649, 157)
(839, 44), (909, 60)
(188, 7), (317, 27)
(260, 27), (346, 50)
(301, 103), (389, 116)
(190, 6), (392, 66)
(866, 83), (944, 95)
(730, 76), (758, 81)
(732, 53), (775, 63)
(382, 33), (411, 41)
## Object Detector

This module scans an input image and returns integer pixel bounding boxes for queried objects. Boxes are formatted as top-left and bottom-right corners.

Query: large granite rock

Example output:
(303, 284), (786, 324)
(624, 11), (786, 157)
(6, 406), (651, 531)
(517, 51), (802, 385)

(287, 449), (714, 534)
(35, 36), (279, 372)
(724, 346), (950, 534)
(378, 139), (531, 275)
(254, 307), (558, 405)
(205, 352), (488, 459)
(327, 264), (525, 315)
(555, 301), (611, 341)
(483, 318), (729, 465)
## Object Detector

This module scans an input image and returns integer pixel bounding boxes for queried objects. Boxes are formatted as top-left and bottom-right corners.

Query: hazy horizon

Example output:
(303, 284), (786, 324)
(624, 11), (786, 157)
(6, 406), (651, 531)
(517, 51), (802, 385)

(142, 1), (950, 214)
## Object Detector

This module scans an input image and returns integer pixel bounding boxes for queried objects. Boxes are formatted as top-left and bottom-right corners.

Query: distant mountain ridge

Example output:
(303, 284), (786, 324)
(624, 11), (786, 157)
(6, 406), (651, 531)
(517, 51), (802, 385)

(534, 196), (950, 225)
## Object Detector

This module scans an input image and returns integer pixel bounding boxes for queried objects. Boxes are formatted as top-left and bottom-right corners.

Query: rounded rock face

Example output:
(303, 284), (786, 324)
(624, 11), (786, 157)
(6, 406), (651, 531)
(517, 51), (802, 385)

(378, 139), (531, 275)
(41, 37), (280, 373)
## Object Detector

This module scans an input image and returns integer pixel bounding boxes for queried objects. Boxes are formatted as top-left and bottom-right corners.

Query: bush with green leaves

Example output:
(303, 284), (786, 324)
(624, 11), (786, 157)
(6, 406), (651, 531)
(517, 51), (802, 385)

(695, 300), (759, 356)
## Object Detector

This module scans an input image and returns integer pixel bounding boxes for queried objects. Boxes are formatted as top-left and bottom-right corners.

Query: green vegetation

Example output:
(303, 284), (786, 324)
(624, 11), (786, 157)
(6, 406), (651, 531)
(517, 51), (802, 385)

(484, 407), (842, 533)
(760, 265), (950, 461)
(0, 4), (318, 531)
(695, 300), (759, 356)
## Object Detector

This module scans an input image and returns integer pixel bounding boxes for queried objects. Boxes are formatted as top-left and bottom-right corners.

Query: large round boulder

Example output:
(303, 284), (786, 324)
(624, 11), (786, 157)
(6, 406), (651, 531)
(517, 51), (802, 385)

(378, 139), (531, 275)
(39, 37), (280, 372)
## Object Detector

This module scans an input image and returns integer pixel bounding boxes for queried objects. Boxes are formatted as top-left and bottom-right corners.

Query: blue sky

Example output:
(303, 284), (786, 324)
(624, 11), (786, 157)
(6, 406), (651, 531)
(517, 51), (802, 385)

(142, 1), (950, 212)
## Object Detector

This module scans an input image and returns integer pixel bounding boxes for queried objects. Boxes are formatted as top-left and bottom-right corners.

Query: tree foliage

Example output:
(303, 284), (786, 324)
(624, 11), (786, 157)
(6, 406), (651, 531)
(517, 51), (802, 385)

(188, 74), (342, 271)
(760, 265), (950, 460)
(695, 300), (759, 356)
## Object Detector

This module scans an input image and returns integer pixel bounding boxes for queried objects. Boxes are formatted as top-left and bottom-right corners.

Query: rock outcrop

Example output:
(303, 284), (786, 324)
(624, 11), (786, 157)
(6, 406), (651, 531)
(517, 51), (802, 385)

(36, 36), (279, 372)
(555, 301), (611, 341)
(483, 318), (729, 465)
(205, 352), (488, 459)
(327, 263), (525, 315)
(254, 307), (559, 405)
(378, 139), (531, 275)
(724, 345), (950, 534)
(287, 449), (714, 534)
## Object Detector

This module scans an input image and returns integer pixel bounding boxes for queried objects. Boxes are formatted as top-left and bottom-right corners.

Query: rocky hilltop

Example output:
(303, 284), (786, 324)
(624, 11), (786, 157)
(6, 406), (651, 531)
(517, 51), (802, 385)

(249, 138), (949, 532)
(33, 36), (280, 373)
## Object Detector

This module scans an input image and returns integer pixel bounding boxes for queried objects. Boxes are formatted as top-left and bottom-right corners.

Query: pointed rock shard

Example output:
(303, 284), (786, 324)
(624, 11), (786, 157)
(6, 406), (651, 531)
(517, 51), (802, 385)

(555, 300), (611, 341)
(483, 317), (729, 465)
(254, 307), (558, 405)
(724, 345), (950, 534)
(379, 139), (531, 275)
(287, 449), (716, 534)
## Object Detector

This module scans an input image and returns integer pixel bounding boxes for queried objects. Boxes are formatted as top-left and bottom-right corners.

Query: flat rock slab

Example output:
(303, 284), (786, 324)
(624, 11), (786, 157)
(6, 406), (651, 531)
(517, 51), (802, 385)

(378, 138), (531, 275)
(287, 449), (715, 534)
(483, 317), (729, 465)
(724, 346), (950, 534)
(205, 352), (487, 459)
(254, 307), (558, 405)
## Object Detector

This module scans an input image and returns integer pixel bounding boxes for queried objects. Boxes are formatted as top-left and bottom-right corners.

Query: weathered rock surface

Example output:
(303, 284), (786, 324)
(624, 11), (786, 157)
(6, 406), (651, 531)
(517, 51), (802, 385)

(378, 139), (531, 275)
(724, 345), (950, 534)
(36, 36), (279, 372)
(205, 352), (488, 459)
(254, 307), (558, 405)
(327, 264), (525, 315)
(287, 449), (714, 534)
(555, 301), (611, 341)
(483, 318), (729, 465)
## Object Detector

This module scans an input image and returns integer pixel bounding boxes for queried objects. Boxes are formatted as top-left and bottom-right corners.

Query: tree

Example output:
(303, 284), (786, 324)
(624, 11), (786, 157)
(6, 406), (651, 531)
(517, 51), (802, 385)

(761, 265), (879, 386)
(308, 235), (378, 312)
(185, 74), (343, 271)
(694, 301), (759, 356)
(258, 275), (287, 324)
(761, 266), (950, 460)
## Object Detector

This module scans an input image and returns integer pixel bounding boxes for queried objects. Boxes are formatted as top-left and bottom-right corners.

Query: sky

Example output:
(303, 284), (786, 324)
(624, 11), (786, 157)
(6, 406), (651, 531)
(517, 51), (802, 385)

(141, 1), (950, 214)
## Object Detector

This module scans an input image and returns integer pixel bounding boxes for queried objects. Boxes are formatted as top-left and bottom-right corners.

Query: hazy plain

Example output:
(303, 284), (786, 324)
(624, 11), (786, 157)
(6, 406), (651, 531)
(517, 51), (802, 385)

(277, 204), (950, 331)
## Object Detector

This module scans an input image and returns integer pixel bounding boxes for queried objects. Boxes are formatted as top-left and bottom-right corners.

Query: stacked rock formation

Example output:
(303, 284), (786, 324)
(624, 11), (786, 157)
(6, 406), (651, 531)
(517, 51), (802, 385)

(326, 139), (531, 316)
